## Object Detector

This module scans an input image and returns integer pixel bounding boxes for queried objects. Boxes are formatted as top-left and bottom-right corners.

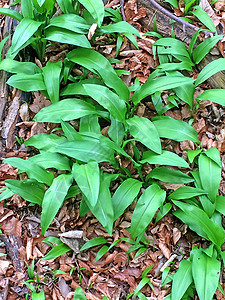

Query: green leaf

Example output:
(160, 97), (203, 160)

(126, 116), (162, 154)
(5, 179), (44, 205)
(77, 0), (104, 27)
(199, 149), (221, 203)
(32, 290), (45, 300)
(82, 84), (126, 122)
(44, 27), (91, 48)
(173, 82), (195, 108)
(34, 98), (98, 123)
(168, 186), (207, 200)
(4, 157), (54, 186)
(192, 248), (221, 300)
(0, 36), (10, 61)
(112, 178), (142, 221)
(197, 89), (225, 106)
(28, 152), (71, 171)
(132, 75), (193, 104)
(80, 237), (108, 251)
(42, 61), (62, 103)
(41, 174), (73, 234)
(171, 260), (193, 300)
(187, 149), (202, 163)
(0, 187), (14, 201)
(56, 0), (75, 13)
(73, 287), (87, 300)
(7, 73), (45, 92)
(108, 117), (125, 146)
(173, 201), (225, 247)
(156, 61), (193, 72)
(65, 185), (81, 200)
(10, 18), (42, 55)
(79, 115), (101, 134)
(0, 59), (41, 75)
(72, 162), (100, 207)
(155, 203), (172, 222)
(42, 242), (71, 260)
(0, 7), (22, 21)
(95, 245), (109, 261)
(140, 150), (190, 168)
(192, 6), (217, 32)
(25, 133), (67, 152)
(192, 35), (223, 64)
(61, 78), (103, 96)
(47, 14), (90, 34)
(152, 116), (199, 143)
(99, 21), (140, 36)
(61, 120), (81, 142)
(216, 196), (225, 215)
(149, 167), (194, 184)
(130, 184), (166, 238)
(195, 58), (225, 86)
(153, 38), (191, 59)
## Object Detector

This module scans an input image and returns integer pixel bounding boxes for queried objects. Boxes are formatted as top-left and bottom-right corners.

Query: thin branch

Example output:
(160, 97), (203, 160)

(120, 0), (126, 21)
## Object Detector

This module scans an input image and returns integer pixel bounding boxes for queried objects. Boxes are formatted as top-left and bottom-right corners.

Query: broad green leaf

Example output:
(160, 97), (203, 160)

(25, 133), (67, 152)
(216, 196), (225, 215)
(192, 35), (223, 64)
(21, 0), (33, 18)
(6, 36), (37, 59)
(61, 78), (103, 96)
(132, 75), (193, 104)
(48, 14), (90, 34)
(56, 140), (115, 164)
(187, 149), (202, 163)
(95, 245), (109, 261)
(42, 242), (71, 260)
(0, 59), (41, 74)
(171, 260), (193, 300)
(42, 61), (62, 103)
(79, 115), (101, 134)
(7, 73), (45, 92)
(4, 157), (54, 186)
(83, 84), (126, 122)
(108, 117), (125, 146)
(99, 21), (140, 36)
(192, 248), (221, 300)
(112, 178), (142, 220)
(156, 61), (193, 72)
(61, 120), (82, 141)
(28, 152), (71, 171)
(195, 58), (225, 86)
(37, 0), (46, 6)
(153, 38), (191, 59)
(192, 6), (217, 32)
(34, 98), (98, 123)
(155, 203), (172, 222)
(152, 116), (199, 143)
(199, 150), (221, 203)
(168, 186), (207, 200)
(0, 35), (10, 61)
(0, 7), (23, 21)
(10, 18), (42, 55)
(140, 150), (189, 168)
(72, 162), (100, 207)
(73, 287), (87, 300)
(149, 167), (194, 184)
(65, 185), (81, 200)
(173, 83), (195, 108)
(41, 174), (73, 234)
(79, 196), (90, 216)
(32, 290), (45, 300)
(126, 116), (161, 154)
(56, 0), (75, 13)
(67, 48), (129, 102)
(44, 27), (91, 48)
(0, 187), (14, 201)
(80, 237), (108, 251)
(173, 201), (225, 247)
(130, 184), (166, 238)
(77, 0), (104, 27)
(197, 89), (225, 106)
(5, 179), (44, 205)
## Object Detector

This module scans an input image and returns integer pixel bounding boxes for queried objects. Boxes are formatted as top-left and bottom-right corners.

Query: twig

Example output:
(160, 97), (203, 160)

(120, 0), (126, 21)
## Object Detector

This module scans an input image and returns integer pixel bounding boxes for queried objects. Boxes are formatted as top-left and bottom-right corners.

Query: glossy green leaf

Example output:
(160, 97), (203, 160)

(153, 38), (191, 58)
(42, 242), (71, 260)
(192, 6), (217, 32)
(61, 78), (103, 96)
(80, 237), (108, 251)
(48, 14), (90, 34)
(73, 287), (87, 300)
(77, 0), (104, 27)
(187, 149), (202, 163)
(32, 290), (45, 300)
(140, 150), (189, 168)
(56, 0), (75, 13)
(168, 186), (207, 200)
(156, 61), (193, 72)
(5, 179), (44, 205)
(149, 167), (194, 184)
(192, 35), (223, 64)
(10, 18), (42, 55)
(65, 185), (81, 200)
(7, 73), (45, 92)
(41, 174), (73, 234)
(0, 59), (41, 75)
(173, 83), (195, 108)
(130, 184), (166, 238)
(99, 21), (140, 36)
(42, 61), (62, 103)
(171, 260), (193, 300)
(4, 157), (54, 186)
(173, 201), (225, 247)
(152, 116), (199, 142)
(25, 133), (67, 152)
(72, 162), (100, 207)
(95, 245), (109, 261)
(195, 58), (225, 86)
(83, 84), (126, 122)
(155, 203), (172, 222)
(199, 149), (221, 203)
(61, 120), (81, 142)
(28, 152), (71, 171)
(79, 115), (101, 134)
(216, 196), (225, 215)
(112, 178), (142, 221)
(192, 248), (221, 300)
(0, 7), (23, 21)
(126, 116), (162, 154)
(45, 27), (91, 48)
(197, 89), (225, 106)
(0, 187), (14, 201)
(34, 98), (98, 123)
(21, 0), (33, 18)
(108, 117), (125, 146)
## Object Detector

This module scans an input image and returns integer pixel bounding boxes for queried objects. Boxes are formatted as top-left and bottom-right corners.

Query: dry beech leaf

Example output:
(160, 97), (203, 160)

(173, 228), (182, 244)
(113, 252), (128, 268)
(200, 0), (220, 27)
(88, 23), (98, 40)
(159, 242), (171, 259)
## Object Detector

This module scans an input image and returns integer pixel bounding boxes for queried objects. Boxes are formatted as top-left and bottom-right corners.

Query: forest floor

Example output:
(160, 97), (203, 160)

(1, 0), (225, 299)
